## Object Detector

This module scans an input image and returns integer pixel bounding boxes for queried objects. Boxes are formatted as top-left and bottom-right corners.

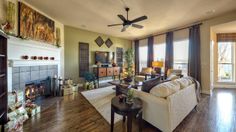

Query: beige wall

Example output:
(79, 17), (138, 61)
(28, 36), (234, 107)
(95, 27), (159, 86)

(200, 10), (236, 94)
(64, 26), (132, 82)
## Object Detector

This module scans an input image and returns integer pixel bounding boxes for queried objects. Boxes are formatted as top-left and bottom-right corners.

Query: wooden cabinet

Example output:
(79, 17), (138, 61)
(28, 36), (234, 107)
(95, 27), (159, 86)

(93, 67), (120, 87)
(98, 68), (107, 77)
(107, 68), (114, 76)
(0, 31), (8, 130)
(113, 67), (120, 76)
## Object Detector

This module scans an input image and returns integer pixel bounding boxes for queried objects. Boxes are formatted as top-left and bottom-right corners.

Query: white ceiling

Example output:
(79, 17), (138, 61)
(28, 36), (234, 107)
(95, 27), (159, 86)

(211, 21), (236, 33)
(24, 0), (236, 40)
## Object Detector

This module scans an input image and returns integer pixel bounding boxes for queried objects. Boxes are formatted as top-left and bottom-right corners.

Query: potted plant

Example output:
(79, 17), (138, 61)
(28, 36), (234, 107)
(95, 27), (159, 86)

(126, 89), (134, 104)
(83, 72), (96, 90)
(124, 48), (134, 82)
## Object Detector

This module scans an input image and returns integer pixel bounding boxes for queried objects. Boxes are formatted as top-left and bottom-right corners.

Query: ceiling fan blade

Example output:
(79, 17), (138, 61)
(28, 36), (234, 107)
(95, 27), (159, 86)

(131, 16), (148, 23)
(108, 24), (123, 27)
(118, 15), (126, 22)
(121, 26), (127, 32)
(132, 24), (143, 29)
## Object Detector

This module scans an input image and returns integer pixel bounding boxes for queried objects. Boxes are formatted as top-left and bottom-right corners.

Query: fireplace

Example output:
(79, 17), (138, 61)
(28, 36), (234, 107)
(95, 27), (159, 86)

(24, 77), (51, 101)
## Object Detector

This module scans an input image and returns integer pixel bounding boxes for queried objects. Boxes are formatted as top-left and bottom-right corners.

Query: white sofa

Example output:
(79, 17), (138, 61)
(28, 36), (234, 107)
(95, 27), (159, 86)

(134, 78), (198, 132)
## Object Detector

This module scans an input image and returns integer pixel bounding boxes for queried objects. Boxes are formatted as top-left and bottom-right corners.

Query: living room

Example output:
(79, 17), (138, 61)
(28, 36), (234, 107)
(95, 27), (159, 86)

(0, 0), (236, 132)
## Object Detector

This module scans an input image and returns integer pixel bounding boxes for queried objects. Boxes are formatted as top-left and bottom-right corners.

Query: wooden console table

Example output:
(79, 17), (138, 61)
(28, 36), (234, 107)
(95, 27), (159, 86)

(93, 67), (121, 88)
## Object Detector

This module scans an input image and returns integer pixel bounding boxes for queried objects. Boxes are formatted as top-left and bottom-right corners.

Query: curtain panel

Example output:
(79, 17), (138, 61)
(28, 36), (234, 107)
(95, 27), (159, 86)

(147, 36), (154, 67)
(165, 32), (174, 76)
(134, 40), (140, 74)
(217, 33), (236, 42)
(188, 25), (201, 82)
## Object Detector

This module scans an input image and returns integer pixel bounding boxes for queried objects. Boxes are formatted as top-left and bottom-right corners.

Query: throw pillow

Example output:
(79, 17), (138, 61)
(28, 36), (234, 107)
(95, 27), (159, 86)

(167, 74), (180, 81)
(150, 81), (180, 98)
(174, 77), (194, 89)
(141, 77), (161, 93)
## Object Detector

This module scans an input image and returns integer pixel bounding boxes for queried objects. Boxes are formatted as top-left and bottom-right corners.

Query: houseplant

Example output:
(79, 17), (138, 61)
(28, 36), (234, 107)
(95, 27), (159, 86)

(83, 72), (96, 90)
(124, 48), (134, 82)
(126, 89), (134, 104)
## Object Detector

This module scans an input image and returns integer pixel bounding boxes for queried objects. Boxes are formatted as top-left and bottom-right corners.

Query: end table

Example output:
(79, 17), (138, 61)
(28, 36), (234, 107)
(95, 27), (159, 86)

(110, 96), (143, 132)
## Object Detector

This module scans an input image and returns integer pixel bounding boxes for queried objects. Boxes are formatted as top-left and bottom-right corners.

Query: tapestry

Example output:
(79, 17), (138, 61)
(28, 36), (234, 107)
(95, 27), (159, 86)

(19, 2), (55, 44)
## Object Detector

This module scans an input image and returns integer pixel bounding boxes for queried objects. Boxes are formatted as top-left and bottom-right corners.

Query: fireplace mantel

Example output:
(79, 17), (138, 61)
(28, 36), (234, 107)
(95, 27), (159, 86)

(9, 60), (60, 67)
(8, 36), (61, 67)
(7, 36), (62, 92)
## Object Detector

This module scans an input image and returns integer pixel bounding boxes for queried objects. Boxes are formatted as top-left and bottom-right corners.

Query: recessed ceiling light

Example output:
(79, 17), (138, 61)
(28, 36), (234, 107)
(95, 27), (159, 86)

(206, 9), (216, 15)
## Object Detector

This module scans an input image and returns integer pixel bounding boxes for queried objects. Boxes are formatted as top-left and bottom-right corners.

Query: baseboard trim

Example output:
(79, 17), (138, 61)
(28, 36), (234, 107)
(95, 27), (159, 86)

(214, 84), (236, 89)
(201, 90), (211, 95)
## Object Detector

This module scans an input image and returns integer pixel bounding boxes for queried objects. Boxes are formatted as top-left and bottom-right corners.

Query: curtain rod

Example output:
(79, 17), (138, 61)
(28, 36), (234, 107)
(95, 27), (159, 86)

(135, 22), (203, 41)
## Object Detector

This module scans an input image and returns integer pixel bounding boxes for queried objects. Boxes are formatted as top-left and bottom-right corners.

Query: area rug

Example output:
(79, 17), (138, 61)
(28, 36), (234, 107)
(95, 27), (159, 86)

(81, 86), (122, 124)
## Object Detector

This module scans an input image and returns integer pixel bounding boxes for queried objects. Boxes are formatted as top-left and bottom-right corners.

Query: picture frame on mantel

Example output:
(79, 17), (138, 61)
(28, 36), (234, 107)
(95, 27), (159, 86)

(1, 1), (17, 36)
(56, 27), (61, 47)
(18, 2), (55, 44)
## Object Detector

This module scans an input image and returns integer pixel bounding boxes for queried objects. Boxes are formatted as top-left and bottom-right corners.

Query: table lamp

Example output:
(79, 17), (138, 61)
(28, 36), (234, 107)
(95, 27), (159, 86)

(152, 61), (164, 74)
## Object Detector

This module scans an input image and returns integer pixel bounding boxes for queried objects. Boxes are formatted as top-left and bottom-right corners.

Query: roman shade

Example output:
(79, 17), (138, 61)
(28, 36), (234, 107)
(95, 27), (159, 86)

(217, 33), (236, 42)
(154, 34), (166, 44)
(174, 29), (189, 42)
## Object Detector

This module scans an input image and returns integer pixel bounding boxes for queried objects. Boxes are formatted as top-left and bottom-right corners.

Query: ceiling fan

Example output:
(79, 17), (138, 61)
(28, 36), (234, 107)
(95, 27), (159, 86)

(108, 7), (148, 32)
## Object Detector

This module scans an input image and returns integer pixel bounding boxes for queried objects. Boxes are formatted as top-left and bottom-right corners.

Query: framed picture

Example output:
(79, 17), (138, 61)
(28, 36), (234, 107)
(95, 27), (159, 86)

(2, 1), (17, 35)
(105, 38), (113, 48)
(56, 27), (61, 46)
(95, 36), (104, 47)
(19, 2), (55, 44)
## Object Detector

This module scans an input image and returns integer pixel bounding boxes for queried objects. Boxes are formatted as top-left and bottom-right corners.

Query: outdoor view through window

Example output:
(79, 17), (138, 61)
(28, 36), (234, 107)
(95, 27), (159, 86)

(218, 42), (235, 82)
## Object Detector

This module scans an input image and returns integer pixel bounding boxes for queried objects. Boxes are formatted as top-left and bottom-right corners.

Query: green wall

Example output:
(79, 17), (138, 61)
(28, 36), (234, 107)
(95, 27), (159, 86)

(64, 26), (132, 82)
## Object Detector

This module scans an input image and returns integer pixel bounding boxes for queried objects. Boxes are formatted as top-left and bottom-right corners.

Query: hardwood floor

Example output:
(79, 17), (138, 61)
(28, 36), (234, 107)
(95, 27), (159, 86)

(23, 88), (236, 132)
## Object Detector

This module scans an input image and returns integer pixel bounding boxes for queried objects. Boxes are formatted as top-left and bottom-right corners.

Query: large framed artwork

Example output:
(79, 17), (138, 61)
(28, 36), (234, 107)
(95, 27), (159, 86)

(19, 2), (55, 44)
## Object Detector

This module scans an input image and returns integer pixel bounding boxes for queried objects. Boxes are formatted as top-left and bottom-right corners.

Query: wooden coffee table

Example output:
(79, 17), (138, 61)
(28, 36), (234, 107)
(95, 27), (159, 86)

(109, 80), (143, 96)
(110, 96), (143, 132)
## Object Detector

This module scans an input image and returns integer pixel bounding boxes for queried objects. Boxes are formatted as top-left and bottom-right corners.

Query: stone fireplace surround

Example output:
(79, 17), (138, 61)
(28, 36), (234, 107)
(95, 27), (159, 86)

(12, 65), (58, 92)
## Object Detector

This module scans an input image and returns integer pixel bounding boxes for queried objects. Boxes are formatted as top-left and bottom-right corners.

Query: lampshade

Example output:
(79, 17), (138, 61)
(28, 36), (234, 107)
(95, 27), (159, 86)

(152, 61), (163, 68)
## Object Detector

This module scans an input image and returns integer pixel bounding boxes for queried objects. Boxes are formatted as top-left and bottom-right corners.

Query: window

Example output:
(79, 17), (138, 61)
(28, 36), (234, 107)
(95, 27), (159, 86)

(154, 44), (166, 61)
(154, 35), (166, 62)
(138, 39), (148, 72)
(218, 42), (235, 82)
(139, 46), (148, 71)
(173, 39), (189, 76)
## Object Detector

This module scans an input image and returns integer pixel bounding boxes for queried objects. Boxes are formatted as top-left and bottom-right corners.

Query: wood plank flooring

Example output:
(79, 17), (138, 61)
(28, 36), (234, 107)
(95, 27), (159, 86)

(23, 88), (236, 132)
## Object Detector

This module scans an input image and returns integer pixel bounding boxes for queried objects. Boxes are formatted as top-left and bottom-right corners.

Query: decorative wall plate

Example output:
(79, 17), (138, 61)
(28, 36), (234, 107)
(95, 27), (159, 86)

(105, 38), (113, 48)
(95, 36), (104, 47)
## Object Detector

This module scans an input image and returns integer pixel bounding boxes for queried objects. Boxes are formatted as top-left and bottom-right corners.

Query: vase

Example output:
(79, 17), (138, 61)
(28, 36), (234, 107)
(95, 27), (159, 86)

(124, 77), (133, 83)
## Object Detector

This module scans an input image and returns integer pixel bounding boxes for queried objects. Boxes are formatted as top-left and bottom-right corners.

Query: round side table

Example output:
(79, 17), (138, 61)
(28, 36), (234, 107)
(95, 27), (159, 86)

(110, 96), (143, 132)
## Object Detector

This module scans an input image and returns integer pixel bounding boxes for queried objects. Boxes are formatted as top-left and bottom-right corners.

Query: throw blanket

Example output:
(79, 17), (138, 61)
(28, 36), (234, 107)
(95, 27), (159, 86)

(185, 76), (201, 102)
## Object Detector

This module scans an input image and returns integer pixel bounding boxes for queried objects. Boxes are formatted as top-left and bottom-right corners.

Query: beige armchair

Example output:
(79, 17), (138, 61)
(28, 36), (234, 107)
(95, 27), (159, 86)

(166, 69), (183, 80)
(135, 67), (154, 82)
